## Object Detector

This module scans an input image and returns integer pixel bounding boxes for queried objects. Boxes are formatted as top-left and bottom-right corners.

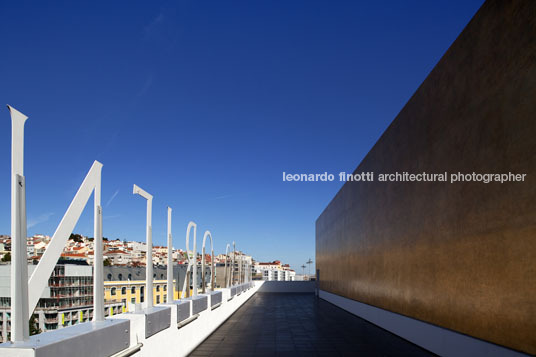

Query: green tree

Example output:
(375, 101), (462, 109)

(29, 315), (41, 336)
(1, 252), (11, 262)
(69, 233), (83, 243)
(103, 258), (112, 266)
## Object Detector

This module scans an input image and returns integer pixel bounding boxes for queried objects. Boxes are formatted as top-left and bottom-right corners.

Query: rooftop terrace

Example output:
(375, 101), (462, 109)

(190, 293), (432, 356)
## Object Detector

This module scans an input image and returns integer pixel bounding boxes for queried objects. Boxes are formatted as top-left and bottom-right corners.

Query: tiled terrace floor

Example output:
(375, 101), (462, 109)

(189, 293), (434, 356)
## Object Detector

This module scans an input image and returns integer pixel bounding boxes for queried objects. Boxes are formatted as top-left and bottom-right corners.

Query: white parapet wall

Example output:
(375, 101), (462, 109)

(256, 280), (315, 293)
(0, 282), (263, 357)
(123, 281), (263, 357)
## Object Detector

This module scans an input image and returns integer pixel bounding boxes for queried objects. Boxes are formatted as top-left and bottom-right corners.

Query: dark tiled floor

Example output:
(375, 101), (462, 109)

(189, 293), (434, 356)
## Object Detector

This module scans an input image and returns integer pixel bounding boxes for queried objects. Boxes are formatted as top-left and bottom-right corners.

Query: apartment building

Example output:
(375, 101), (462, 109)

(0, 263), (123, 342)
(103, 265), (213, 309)
(255, 260), (296, 281)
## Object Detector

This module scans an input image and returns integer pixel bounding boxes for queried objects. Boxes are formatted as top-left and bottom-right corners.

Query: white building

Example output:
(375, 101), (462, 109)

(254, 261), (295, 281)
(0, 264), (122, 342)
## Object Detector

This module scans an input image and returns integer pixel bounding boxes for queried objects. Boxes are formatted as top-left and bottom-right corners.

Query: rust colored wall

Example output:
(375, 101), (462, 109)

(316, 1), (536, 354)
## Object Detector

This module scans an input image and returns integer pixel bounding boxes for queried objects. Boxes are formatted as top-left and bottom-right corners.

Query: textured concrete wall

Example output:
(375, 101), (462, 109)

(316, 1), (536, 354)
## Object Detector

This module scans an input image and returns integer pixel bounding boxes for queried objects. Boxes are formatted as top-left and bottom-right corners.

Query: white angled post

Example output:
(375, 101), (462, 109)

(93, 174), (104, 321)
(232, 241), (236, 286)
(184, 222), (197, 296)
(238, 253), (242, 284)
(182, 222), (197, 298)
(28, 161), (102, 318)
(201, 231), (214, 293)
(14, 175), (29, 341)
(7, 107), (105, 330)
(224, 244), (230, 288)
(133, 184), (153, 308)
(167, 207), (173, 303)
(9, 106), (29, 342)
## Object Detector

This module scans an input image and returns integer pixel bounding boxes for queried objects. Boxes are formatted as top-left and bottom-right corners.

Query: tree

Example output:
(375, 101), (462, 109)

(29, 315), (41, 336)
(1, 252), (11, 262)
(103, 258), (112, 266)
(69, 233), (83, 243)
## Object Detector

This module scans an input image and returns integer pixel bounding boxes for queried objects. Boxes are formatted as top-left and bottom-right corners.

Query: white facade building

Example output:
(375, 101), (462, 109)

(255, 261), (296, 281)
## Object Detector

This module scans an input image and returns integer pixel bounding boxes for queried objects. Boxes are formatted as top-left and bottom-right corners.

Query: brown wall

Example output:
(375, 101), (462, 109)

(316, 1), (536, 354)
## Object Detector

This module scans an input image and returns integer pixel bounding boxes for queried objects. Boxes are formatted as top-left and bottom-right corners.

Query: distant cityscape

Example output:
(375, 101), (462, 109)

(0, 233), (300, 278)
(0, 233), (308, 341)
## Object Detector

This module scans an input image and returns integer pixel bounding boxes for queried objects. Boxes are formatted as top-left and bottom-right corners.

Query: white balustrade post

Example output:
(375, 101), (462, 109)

(9, 106), (29, 342)
(238, 254), (242, 284)
(232, 242), (236, 286)
(184, 222), (197, 297)
(211, 247), (215, 291)
(201, 231), (213, 293)
(224, 244), (230, 288)
(133, 184), (153, 308)
(167, 207), (173, 303)
(201, 246), (206, 294)
(93, 173), (104, 321)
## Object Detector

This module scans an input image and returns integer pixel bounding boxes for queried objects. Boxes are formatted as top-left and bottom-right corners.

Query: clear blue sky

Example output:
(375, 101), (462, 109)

(0, 0), (484, 272)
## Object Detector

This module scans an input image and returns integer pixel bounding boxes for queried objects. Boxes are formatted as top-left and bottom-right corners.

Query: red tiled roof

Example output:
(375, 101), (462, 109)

(61, 253), (86, 258)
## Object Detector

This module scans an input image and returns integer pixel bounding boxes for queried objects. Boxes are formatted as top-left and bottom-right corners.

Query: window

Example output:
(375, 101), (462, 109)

(163, 285), (167, 291)
(160, 274), (164, 279)
(156, 296), (160, 304)
(131, 286), (136, 294)
(121, 287), (126, 295)
(107, 273), (112, 280)
(140, 286), (144, 294)
(163, 295), (167, 303)
(131, 297), (135, 304)
(128, 274), (132, 280)
(156, 285), (160, 292)
(111, 287), (116, 296)
(118, 274), (123, 281)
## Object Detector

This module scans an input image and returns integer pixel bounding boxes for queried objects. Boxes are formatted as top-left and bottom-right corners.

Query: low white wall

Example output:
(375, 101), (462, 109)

(319, 289), (528, 357)
(256, 281), (315, 293)
(128, 281), (263, 357)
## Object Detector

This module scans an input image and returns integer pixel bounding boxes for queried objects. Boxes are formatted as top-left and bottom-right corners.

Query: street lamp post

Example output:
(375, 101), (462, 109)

(306, 258), (313, 278)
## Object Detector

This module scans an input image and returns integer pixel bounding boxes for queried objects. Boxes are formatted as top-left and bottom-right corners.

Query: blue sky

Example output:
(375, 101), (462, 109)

(0, 0), (484, 272)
